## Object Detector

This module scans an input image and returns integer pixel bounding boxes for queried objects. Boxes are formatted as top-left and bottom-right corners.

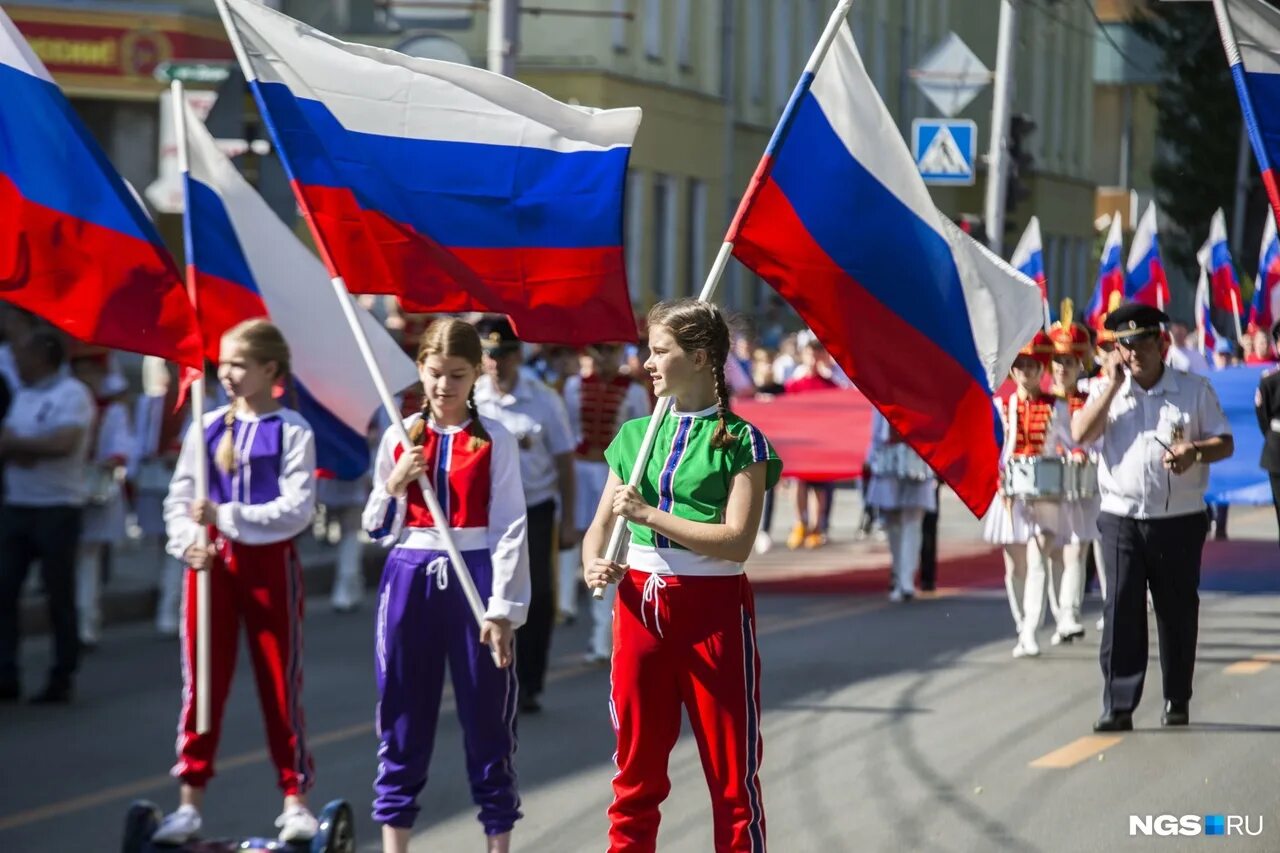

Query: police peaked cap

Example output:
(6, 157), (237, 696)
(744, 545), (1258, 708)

(475, 317), (521, 353)
(1103, 303), (1169, 340)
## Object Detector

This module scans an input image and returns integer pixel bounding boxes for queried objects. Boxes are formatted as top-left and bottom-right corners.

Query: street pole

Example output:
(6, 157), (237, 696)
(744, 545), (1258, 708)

(983, 0), (1018, 255)
(488, 0), (519, 76)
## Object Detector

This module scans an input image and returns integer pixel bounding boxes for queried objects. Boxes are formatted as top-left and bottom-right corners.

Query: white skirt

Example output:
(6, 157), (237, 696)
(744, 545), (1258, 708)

(1059, 496), (1101, 544)
(865, 475), (937, 512)
(982, 497), (1063, 545)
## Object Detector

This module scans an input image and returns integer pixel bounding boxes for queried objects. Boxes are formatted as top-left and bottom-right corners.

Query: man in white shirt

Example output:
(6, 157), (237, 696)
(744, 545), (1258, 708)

(474, 318), (576, 713)
(1164, 320), (1212, 376)
(1072, 305), (1233, 732)
(0, 330), (94, 704)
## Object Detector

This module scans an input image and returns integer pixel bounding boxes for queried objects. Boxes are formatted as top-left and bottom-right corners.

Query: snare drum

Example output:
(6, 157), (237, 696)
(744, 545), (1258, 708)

(1000, 456), (1065, 501)
(869, 444), (931, 482)
(1064, 458), (1098, 501)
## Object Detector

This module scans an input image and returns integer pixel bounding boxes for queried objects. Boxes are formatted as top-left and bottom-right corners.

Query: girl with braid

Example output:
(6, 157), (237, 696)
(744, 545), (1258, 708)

(362, 318), (529, 853)
(583, 299), (781, 853)
(156, 319), (319, 845)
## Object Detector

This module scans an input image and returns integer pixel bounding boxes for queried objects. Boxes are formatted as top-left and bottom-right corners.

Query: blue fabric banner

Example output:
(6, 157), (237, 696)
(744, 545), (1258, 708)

(1206, 365), (1272, 505)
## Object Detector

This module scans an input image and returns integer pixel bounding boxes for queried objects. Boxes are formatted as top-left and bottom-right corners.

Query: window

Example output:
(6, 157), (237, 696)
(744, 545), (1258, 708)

(652, 174), (677, 301)
(677, 0), (692, 68)
(772, 0), (793, 111)
(626, 170), (644, 295)
(612, 0), (627, 51)
(747, 0), (765, 104)
(686, 179), (707, 297)
(644, 0), (662, 59)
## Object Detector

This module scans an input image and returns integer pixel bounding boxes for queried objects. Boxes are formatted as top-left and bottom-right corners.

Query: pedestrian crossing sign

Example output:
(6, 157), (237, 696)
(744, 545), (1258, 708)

(912, 119), (977, 186)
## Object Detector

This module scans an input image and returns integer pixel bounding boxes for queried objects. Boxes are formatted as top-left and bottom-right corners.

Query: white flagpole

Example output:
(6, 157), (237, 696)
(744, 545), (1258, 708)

(214, 0), (498, 662)
(172, 80), (212, 734)
(593, 0), (856, 598)
(1231, 289), (1245, 343)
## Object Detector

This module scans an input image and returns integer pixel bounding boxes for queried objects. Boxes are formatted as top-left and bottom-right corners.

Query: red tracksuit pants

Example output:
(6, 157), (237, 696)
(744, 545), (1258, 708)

(174, 537), (313, 795)
(607, 570), (765, 853)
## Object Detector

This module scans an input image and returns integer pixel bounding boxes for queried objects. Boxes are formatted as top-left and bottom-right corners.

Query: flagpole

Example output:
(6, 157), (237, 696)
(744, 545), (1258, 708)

(1231, 290), (1245, 344)
(171, 80), (212, 735)
(214, 0), (496, 660)
(593, 0), (856, 599)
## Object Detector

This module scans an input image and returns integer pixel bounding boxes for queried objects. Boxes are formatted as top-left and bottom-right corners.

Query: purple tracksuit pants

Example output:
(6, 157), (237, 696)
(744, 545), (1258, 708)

(372, 546), (521, 833)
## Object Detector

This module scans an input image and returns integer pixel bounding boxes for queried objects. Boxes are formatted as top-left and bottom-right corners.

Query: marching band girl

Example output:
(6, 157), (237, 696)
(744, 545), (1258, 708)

(155, 319), (318, 845)
(864, 408), (937, 601)
(362, 318), (529, 853)
(583, 299), (781, 852)
(1048, 301), (1097, 644)
(983, 330), (1070, 659)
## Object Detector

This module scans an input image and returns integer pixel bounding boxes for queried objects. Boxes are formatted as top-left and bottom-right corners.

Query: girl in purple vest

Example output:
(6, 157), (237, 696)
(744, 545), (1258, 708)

(363, 318), (529, 853)
(154, 319), (318, 845)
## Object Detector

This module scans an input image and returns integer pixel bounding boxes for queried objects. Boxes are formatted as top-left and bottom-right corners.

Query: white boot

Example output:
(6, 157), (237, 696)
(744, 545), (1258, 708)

(76, 546), (102, 646)
(330, 533), (364, 612)
(276, 804), (318, 842)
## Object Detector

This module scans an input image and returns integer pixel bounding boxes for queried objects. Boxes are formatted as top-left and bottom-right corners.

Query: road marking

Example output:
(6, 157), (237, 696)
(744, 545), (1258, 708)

(1251, 653), (1280, 663)
(1224, 659), (1271, 675)
(0, 596), (875, 833)
(1029, 735), (1123, 769)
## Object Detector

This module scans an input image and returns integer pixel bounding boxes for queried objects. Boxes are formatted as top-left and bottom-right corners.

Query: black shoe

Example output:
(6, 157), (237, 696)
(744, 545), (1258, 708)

(1093, 711), (1133, 732)
(0, 681), (19, 702)
(519, 693), (542, 714)
(29, 682), (72, 704)
(1161, 701), (1189, 727)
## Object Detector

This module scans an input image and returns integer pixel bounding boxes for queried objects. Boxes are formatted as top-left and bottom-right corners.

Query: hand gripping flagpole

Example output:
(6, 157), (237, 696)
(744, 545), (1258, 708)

(593, 0), (855, 599)
(171, 80), (213, 733)
(213, 0), (499, 664)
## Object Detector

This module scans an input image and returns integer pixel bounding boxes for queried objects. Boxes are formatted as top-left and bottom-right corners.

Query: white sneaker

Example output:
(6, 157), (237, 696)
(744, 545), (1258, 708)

(888, 588), (905, 603)
(276, 805), (319, 843)
(754, 530), (773, 555)
(1012, 637), (1040, 659)
(151, 805), (202, 845)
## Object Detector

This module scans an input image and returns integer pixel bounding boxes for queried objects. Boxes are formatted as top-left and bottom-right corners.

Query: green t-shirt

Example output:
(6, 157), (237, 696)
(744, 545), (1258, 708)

(604, 406), (783, 550)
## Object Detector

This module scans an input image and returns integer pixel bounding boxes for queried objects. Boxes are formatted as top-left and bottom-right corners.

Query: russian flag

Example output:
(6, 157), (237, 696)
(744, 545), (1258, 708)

(1196, 262), (1218, 355)
(180, 100), (418, 479)
(1010, 217), (1050, 329)
(729, 23), (1043, 517)
(1215, 0), (1280, 231)
(0, 10), (201, 369)
(1125, 201), (1169, 309)
(1085, 214), (1125, 330)
(1251, 209), (1280, 332)
(215, 0), (641, 345)
(1204, 207), (1244, 316)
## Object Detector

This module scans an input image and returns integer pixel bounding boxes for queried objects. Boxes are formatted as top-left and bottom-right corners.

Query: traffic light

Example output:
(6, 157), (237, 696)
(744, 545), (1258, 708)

(1005, 112), (1036, 216)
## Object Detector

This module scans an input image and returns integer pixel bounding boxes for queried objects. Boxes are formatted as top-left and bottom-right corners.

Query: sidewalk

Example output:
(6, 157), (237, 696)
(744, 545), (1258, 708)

(21, 483), (1278, 633)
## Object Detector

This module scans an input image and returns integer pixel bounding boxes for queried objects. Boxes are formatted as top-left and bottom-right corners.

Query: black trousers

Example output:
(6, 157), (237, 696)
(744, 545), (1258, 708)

(1097, 510), (1208, 714)
(918, 483), (941, 590)
(1270, 473), (1280, 548)
(0, 505), (83, 687)
(516, 499), (556, 698)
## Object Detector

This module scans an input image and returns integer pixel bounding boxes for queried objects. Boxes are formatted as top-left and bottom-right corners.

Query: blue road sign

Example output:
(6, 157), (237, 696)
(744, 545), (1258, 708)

(912, 119), (977, 186)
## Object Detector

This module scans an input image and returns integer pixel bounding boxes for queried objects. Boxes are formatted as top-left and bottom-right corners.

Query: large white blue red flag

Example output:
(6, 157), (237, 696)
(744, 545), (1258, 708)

(1084, 214), (1125, 330)
(1205, 208), (1244, 317)
(730, 23), (1043, 517)
(1252, 209), (1280, 332)
(181, 101), (418, 478)
(1215, 0), (1280, 227)
(1125, 201), (1169, 309)
(215, 0), (641, 344)
(0, 9), (201, 368)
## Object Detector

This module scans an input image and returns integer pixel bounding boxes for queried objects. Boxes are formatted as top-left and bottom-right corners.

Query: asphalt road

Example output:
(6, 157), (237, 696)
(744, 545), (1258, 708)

(1, 562), (1278, 852)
